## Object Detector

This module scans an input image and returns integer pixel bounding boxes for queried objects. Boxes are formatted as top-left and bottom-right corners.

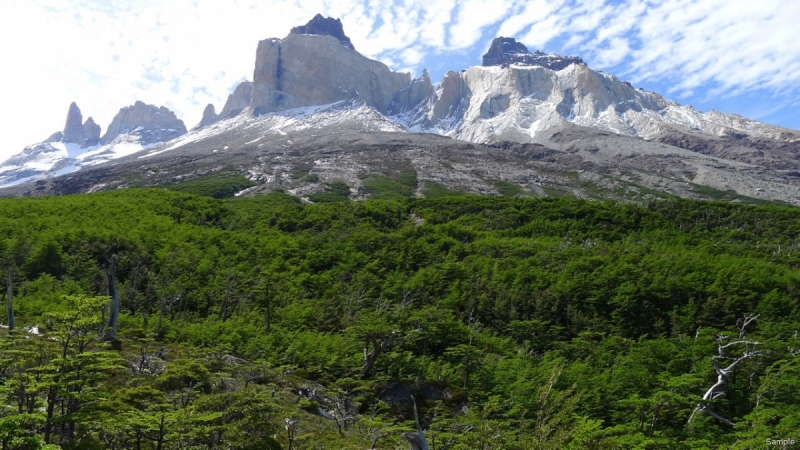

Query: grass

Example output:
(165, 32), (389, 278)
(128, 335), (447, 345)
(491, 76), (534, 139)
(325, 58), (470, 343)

(161, 171), (256, 199)
(421, 181), (465, 198)
(687, 183), (789, 206)
(308, 181), (352, 203)
(489, 179), (525, 197)
(612, 178), (677, 200)
(361, 169), (418, 200)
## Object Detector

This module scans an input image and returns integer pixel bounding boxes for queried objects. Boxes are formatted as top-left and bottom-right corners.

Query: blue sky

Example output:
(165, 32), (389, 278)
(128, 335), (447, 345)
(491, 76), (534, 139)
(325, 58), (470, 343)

(1, 0), (799, 162)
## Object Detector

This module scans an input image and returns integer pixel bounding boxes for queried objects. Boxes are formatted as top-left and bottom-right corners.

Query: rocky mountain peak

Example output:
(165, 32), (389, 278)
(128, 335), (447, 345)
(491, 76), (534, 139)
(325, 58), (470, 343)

(250, 20), (409, 115)
(482, 37), (585, 71)
(220, 81), (253, 119)
(194, 104), (218, 130)
(62, 102), (84, 143)
(81, 117), (101, 147)
(193, 81), (254, 130)
(100, 101), (186, 145)
(290, 14), (354, 50)
(61, 102), (102, 147)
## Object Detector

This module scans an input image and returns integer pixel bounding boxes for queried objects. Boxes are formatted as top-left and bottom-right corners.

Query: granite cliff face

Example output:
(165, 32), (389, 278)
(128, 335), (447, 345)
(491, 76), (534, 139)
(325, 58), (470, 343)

(249, 19), (410, 116)
(388, 69), (435, 118)
(61, 102), (101, 147)
(101, 101), (186, 145)
(194, 104), (219, 130)
(62, 103), (84, 144)
(220, 81), (253, 119)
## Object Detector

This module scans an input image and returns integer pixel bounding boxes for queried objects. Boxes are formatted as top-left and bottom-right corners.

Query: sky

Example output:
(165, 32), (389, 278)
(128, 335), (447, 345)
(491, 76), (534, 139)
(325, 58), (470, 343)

(1, 0), (799, 163)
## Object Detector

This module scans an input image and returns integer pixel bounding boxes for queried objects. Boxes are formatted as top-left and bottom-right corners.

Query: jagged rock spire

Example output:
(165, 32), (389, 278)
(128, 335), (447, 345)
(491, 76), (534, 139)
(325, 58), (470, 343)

(62, 102), (84, 144)
(82, 117), (101, 147)
(194, 104), (219, 130)
(62, 102), (102, 147)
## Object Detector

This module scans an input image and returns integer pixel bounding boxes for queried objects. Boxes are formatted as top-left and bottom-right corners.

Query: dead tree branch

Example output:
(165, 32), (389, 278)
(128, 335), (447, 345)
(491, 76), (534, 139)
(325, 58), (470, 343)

(688, 315), (761, 427)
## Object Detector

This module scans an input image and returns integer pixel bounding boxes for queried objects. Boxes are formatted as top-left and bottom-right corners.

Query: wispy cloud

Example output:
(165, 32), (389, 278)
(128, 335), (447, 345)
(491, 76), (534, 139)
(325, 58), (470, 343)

(1, 0), (798, 163)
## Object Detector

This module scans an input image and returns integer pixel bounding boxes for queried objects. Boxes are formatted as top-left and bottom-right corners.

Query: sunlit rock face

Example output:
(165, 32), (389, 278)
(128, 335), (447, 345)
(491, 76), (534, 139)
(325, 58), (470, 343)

(388, 69), (435, 118)
(194, 104), (219, 130)
(249, 16), (410, 116)
(220, 81), (253, 119)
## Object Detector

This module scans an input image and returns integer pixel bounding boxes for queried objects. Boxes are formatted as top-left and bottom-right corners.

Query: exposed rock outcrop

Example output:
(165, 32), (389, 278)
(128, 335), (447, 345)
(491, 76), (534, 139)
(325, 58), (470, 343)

(249, 33), (409, 115)
(220, 81), (253, 119)
(482, 37), (585, 71)
(81, 117), (101, 147)
(193, 81), (253, 130)
(429, 70), (472, 128)
(61, 103), (102, 147)
(194, 104), (219, 130)
(388, 69), (435, 117)
(101, 101), (187, 145)
(289, 14), (354, 50)
(62, 103), (84, 144)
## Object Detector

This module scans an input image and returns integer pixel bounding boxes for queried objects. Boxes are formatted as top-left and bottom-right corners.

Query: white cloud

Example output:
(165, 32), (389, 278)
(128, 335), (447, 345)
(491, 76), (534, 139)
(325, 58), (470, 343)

(447, 0), (516, 49)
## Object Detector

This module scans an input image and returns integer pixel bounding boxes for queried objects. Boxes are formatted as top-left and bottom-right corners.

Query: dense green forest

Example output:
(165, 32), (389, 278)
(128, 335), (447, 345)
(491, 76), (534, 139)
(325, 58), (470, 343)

(0, 187), (798, 449)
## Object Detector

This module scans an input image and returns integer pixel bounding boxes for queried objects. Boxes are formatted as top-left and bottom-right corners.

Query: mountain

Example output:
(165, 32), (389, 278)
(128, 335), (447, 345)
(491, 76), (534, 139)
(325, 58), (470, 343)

(100, 101), (186, 145)
(2, 17), (799, 206)
(0, 101), (186, 187)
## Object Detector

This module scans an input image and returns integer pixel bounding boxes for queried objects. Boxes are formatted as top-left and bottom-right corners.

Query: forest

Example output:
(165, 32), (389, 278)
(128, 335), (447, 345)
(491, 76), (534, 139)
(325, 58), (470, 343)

(0, 186), (798, 449)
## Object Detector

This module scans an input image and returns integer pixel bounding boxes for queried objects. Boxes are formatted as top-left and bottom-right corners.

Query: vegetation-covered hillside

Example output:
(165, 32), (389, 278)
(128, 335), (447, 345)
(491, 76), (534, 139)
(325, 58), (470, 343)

(0, 189), (798, 449)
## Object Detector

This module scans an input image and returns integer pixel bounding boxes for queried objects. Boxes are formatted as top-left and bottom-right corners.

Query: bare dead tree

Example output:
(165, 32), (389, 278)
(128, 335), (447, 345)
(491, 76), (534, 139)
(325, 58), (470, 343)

(127, 254), (144, 315)
(219, 268), (239, 322)
(102, 255), (120, 341)
(6, 267), (14, 331)
(688, 314), (762, 427)
(3, 236), (31, 332)
(361, 331), (398, 379)
(156, 275), (170, 337)
(344, 285), (367, 321)
(402, 396), (429, 450)
(285, 417), (299, 450)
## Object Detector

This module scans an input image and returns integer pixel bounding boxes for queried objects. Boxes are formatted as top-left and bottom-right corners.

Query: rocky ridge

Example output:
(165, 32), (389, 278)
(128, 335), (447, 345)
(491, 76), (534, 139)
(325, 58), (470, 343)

(101, 101), (186, 145)
(482, 37), (585, 71)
